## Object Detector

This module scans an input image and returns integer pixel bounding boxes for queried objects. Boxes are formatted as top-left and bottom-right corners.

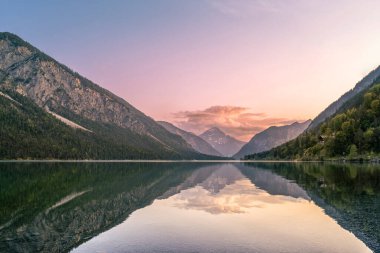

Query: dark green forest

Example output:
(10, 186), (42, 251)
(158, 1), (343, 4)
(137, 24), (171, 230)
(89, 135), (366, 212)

(246, 83), (380, 160)
(0, 89), (209, 160)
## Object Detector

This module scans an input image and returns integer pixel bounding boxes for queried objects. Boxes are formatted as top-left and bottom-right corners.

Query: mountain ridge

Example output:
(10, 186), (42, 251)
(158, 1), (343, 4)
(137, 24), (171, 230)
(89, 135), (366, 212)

(234, 120), (311, 159)
(246, 75), (380, 160)
(157, 121), (222, 157)
(0, 32), (210, 159)
(199, 127), (245, 157)
(308, 65), (380, 130)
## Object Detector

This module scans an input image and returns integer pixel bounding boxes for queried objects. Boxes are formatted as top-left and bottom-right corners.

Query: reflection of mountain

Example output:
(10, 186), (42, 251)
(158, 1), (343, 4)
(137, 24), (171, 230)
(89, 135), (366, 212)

(164, 164), (312, 215)
(199, 164), (245, 194)
(0, 162), (206, 253)
(243, 162), (380, 253)
(158, 164), (216, 199)
(237, 164), (310, 200)
(162, 163), (312, 210)
(1, 162), (378, 252)
(160, 164), (245, 199)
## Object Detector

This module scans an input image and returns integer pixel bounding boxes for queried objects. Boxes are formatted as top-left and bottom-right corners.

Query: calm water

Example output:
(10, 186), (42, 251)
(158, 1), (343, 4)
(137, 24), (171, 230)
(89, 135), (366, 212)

(0, 162), (379, 253)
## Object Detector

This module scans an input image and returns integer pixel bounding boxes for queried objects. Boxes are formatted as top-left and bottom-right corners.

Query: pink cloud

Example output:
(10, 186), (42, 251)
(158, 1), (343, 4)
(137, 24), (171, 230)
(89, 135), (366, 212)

(172, 105), (304, 141)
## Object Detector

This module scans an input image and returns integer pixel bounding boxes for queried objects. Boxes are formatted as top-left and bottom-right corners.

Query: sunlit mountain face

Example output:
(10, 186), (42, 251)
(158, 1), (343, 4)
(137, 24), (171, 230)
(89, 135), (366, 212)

(199, 128), (246, 157)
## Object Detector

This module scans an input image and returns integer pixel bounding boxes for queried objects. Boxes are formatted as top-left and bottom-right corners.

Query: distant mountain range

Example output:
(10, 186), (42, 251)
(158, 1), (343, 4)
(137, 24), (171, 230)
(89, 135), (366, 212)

(247, 66), (380, 160)
(199, 127), (245, 157)
(3, 32), (379, 161)
(233, 120), (311, 159)
(0, 32), (213, 160)
(157, 121), (222, 157)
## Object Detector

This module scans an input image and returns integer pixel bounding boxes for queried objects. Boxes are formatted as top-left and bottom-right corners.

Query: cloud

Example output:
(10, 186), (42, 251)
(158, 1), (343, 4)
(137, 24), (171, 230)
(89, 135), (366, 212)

(173, 178), (297, 214)
(172, 105), (303, 141)
(207, 0), (281, 18)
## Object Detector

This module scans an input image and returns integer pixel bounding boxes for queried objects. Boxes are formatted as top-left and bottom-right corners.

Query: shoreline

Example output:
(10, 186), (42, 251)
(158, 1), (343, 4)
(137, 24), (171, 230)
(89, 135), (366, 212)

(0, 159), (315, 163)
(0, 159), (364, 163)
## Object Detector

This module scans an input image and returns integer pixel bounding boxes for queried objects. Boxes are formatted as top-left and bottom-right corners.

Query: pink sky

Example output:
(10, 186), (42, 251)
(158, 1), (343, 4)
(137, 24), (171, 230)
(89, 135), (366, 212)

(8, 0), (380, 141)
(89, 1), (380, 141)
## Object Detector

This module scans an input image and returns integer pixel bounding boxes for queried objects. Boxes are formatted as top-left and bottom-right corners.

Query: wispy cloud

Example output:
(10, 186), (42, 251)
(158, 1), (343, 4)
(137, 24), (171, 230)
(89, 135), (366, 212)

(172, 105), (303, 141)
(207, 0), (281, 18)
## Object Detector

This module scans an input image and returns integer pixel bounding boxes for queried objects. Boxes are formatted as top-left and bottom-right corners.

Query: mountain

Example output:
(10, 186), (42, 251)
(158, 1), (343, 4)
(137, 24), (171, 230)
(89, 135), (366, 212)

(247, 71), (380, 160)
(308, 65), (380, 130)
(0, 32), (210, 160)
(158, 121), (222, 157)
(199, 127), (245, 157)
(234, 120), (311, 159)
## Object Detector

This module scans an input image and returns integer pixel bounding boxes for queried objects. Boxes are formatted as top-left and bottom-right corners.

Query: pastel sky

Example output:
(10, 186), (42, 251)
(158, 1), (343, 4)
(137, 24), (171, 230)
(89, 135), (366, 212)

(2, 0), (380, 141)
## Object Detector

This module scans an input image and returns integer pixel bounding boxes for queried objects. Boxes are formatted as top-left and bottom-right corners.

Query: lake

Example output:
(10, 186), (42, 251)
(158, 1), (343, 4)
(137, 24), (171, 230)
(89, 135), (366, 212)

(0, 162), (379, 253)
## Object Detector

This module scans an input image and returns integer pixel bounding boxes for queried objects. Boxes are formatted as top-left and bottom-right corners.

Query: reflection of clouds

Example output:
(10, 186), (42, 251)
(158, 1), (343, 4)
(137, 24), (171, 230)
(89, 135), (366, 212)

(173, 179), (299, 214)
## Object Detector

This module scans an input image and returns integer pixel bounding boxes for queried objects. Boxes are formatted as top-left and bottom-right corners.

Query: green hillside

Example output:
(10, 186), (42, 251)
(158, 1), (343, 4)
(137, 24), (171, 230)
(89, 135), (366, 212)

(0, 32), (219, 160)
(0, 89), (209, 160)
(246, 83), (380, 160)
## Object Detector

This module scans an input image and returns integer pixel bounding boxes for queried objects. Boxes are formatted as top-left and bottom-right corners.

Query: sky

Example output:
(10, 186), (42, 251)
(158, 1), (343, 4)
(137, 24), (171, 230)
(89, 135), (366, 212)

(2, 0), (380, 141)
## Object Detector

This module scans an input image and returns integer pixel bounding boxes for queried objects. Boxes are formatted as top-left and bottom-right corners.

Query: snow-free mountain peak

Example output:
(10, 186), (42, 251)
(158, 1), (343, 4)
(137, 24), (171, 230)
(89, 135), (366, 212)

(0, 32), (210, 159)
(234, 120), (311, 159)
(199, 127), (245, 157)
(157, 121), (222, 157)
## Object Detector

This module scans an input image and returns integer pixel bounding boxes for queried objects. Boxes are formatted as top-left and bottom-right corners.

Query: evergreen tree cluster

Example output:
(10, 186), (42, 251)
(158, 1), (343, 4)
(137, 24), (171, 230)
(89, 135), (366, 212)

(246, 84), (380, 160)
(0, 90), (209, 160)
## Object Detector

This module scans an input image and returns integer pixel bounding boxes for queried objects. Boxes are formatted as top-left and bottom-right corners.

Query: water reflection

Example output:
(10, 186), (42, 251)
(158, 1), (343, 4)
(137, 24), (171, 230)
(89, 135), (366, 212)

(72, 163), (373, 253)
(170, 164), (308, 214)
(242, 162), (380, 252)
(0, 162), (205, 252)
(0, 162), (378, 253)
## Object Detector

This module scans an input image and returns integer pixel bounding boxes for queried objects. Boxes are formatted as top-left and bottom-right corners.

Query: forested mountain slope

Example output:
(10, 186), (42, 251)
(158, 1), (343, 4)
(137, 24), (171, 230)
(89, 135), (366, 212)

(247, 83), (380, 160)
(0, 32), (208, 159)
(307, 65), (380, 130)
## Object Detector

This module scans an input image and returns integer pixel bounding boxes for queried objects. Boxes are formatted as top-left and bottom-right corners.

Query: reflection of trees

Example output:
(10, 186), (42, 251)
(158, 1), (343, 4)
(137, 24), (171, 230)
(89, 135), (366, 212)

(1, 162), (378, 252)
(236, 164), (310, 200)
(242, 162), (380, 252)
(0, 162), (206, 253)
